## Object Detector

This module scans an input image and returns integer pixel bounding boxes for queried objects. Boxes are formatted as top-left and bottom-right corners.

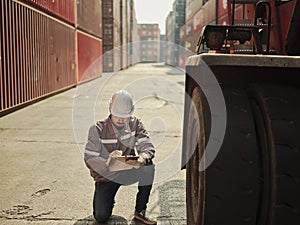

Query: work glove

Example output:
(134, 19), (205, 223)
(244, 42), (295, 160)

(105, 150), (123, 167)
(137, 152), (150, 164)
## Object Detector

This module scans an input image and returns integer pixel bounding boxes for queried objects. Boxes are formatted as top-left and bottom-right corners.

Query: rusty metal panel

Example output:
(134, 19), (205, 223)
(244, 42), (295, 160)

(185, 0), (202, 23)
(203, 0), (216, 25)
(193, 9), (204, 33)
(185, 29), (202, 53)
(103, 18), (114, 45)
(121, 0), (128, 69)
(0, 0), (76, 115)
(77, 30), (102, 83)
(180, 25), (186, 40)
(19, 0), (75, 24)
(102, 0), (114, 18)
(77, 0), (102, 38)
(113, 0), (121, 27)
(185, 19), (193, 37)
(218, 5), (243, 25)
(218, 0), (228, 19)
(0, 1), (3, 111)
(103, 45), (114, 72)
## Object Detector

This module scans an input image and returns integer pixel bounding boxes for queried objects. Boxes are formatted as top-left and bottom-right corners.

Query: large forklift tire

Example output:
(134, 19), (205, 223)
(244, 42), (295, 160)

(186, 84), (300, 225)
(186, 86), (260, 225)
(248, 84), (300, 225)
(186, 87), (206, 225)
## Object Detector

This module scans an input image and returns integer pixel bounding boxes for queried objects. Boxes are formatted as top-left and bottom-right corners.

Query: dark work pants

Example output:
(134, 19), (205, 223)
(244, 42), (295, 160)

(93, 163), (155, 223)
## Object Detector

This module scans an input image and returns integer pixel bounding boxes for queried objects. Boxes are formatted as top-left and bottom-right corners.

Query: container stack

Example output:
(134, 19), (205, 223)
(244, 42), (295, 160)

(138, 24), (160, 62)
(164, 0), (186, 67)
(76, 0), (103, 83)
(176, 0), (246, 57)
(183, 0), (203, 54)
(165, 11), (174, 66)
(102, 0), (137, 72)
(0, 0), (103, 116)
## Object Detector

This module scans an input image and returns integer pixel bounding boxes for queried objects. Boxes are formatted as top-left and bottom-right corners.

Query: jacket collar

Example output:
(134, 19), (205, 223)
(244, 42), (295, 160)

(107, 115), (133, 136)
(106, 115), (117, 136)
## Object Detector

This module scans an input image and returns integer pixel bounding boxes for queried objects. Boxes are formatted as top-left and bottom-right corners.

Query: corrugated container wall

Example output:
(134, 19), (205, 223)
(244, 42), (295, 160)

(165, 11), (174, 43)
(138, 24), (160, 62)
(77, 0), (102, 38)
(77, 31), (102, 83)
(102, 0), (121, 72)
(202, 0), (216, 25)
(185, 0), (202, 23)
(129, 0), (139, 66)
(121, 0), (128, 69)
(180, 0), (217, 54)
(165, 11), (174, 65)
(19, 0), (75, 24)
(0, 0), (76, 115)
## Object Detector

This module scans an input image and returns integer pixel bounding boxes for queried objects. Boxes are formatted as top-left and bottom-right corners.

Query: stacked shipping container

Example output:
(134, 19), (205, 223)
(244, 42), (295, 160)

(102, 0), (121, 72)
(165, 11), (174, 65)
(129, 0), (139, 66)
(184, 0), (206, 54)
(183, 0), (248, 52)
(19, 0), (76, 24)
(102, 0), (138, 72)
(0, 0), (76, 114)
(138, 24), (160, 62)
(76, 0), (102, 83)
(165, 0), (186, 67)
(177, 0), (295, 56)
(0, 0), (103, 115)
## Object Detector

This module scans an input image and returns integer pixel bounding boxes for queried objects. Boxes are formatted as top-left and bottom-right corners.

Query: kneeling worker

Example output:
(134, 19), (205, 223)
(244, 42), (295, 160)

(84, 90), (157, 225)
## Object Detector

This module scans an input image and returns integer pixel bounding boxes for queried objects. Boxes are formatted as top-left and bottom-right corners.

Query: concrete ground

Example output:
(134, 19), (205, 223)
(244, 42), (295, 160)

(0, 63), (187, 225)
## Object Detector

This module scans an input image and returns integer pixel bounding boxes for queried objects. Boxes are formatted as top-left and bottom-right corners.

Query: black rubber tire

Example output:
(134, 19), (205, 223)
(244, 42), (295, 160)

(186, 87), (206, 225)
(248, 84), (300, 225)
(186, 86), (260, 225)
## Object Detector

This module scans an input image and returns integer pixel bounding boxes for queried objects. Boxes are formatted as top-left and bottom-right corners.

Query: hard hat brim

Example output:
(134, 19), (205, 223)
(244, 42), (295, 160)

(110, 106), (134, 118)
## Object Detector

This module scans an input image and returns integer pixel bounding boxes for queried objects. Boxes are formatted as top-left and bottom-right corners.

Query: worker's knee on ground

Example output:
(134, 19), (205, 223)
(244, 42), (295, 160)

(94, 210), (111, 223)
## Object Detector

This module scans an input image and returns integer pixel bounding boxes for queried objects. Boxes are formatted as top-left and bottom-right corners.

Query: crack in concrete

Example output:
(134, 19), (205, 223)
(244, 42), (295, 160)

(0, 138), (78, 144)
(0, 214), (75, 222)
(0, 127), (73, 131)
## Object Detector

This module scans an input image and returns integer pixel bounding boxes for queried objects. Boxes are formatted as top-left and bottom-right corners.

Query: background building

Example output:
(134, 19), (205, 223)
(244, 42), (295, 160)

(102, 0), (138, 72)
(165, 0), (186, 66)
(138, 24), (160, 62)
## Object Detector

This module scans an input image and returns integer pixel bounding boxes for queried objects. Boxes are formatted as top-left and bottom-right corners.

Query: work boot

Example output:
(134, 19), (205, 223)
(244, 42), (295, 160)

(134, 210), (157, 225)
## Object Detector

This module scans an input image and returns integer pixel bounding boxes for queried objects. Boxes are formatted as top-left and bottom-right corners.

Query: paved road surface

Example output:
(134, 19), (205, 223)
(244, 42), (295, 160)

(0, 63), (187, 225)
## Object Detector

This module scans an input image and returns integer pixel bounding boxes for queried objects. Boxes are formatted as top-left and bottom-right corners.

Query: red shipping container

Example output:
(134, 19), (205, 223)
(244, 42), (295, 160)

(193, 9), (204, 32)
(203, 0), (216, 25)
(178, 54), (186, 69)
(218, 13), (229, 25)
(20, 0), (75, 24)
(185, 19), (193, 37)
(185, 0), (202, 23)
(77, 31), (102, 83)
(1, 0), (76, 114)
(185, 29), (202, 53)
(217, 4), (243, 24)
(77, 0), (102, 38)
(180, 25), (186, 40)
(245, 1), (296, 54)
(218, 0), (228, 19)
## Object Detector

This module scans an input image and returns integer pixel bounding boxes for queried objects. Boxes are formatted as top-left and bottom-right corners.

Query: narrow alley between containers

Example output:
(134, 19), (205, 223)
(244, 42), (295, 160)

(0, 63), (187, 225)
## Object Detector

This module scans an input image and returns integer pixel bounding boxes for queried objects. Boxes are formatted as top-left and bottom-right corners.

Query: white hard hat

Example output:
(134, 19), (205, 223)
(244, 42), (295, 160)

(109, 90), (134, 118)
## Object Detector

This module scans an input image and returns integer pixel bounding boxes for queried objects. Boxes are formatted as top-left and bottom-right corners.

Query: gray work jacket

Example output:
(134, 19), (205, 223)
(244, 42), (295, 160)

(84, 115), (155, 182)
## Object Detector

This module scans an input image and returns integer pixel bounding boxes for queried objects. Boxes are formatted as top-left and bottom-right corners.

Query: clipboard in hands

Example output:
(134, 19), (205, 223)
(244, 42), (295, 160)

(108, 155), (142, 171)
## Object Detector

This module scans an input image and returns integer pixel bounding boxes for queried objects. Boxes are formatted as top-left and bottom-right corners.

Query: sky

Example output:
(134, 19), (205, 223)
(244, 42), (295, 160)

(134, 0), (175, 35)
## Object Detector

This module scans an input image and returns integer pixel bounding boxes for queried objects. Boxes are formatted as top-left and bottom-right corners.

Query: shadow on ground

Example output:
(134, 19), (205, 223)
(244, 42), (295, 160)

(74, 215), (128, 225)
(151, 179), (186, 224)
